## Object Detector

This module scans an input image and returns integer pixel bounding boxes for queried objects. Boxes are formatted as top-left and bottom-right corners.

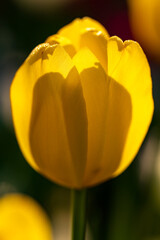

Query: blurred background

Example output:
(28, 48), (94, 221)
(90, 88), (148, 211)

(0, 0), (160, 239)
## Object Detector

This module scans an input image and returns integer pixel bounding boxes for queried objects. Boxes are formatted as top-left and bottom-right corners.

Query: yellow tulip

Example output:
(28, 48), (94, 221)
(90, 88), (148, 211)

(128, 0), (160, 61)
(0, 193), (52, 240)
(10, 17), (154, 189)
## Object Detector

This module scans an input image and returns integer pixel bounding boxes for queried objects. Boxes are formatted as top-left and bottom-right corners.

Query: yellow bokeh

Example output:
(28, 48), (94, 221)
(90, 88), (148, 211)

(128, 0), (160, 61)
(0, 194), (53, 240)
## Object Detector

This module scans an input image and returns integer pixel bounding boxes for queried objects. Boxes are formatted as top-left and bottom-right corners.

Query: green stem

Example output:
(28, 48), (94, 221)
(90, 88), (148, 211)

(71, 188), (87, 240)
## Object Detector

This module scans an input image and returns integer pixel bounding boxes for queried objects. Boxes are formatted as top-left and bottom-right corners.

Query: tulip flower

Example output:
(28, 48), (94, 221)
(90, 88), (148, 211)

(10, 17), (154, 240)
(0, 193), (52, 240)
(10, 17), (153, 189)
(128, 0), (160, 61)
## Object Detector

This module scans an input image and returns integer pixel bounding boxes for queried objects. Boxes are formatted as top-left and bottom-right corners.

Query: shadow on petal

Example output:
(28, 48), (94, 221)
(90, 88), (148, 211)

(82, 66), (132, 186)
(29, 70), (88, 188)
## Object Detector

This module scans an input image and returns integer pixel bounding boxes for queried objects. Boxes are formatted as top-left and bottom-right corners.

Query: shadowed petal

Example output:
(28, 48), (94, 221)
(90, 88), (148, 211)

(11, 44), (88, 188)
(107, 37), (154, 178)
(29, 69), (88, 188)
(73, 48), (132, 187)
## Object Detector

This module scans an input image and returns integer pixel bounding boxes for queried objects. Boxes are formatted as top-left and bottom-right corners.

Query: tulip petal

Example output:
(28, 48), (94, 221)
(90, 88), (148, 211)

(11, 44), (87, 188)
(58, 17), (109, 51)
(45, 34), (76, 58)
(80, 29), (108, 72)
(11, 44), (70, 169)
(29, 69), (88, 188)
(73, 48), (132, 187)
(106, 37), (154, 178)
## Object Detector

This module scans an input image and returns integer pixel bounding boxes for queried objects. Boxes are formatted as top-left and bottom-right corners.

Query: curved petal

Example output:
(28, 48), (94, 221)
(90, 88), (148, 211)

(58, 17), (109, 51)
(10, 44), (87, 188)
(0, 194), (52, 240)
(11, 44), (71, 170)
(29, 69), (88, 188)
(107, 37), (154, 178)
(73, 48), (132, 187)
(45, 34), (76, 58)
(80, 29), (108, 72)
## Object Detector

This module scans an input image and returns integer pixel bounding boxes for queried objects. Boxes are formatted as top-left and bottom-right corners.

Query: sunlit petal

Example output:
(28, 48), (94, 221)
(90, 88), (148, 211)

(73, 48), (132, 186)
(58, 17), (109, 51)
(11, 44), (88, 188)
(45, 34), (76, 58)
(107, 37), (154, 177)
(80, 29), (108, 72)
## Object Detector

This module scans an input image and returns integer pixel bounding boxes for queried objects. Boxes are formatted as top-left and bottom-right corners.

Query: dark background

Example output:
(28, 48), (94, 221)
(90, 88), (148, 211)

(0, 0), (160, 239)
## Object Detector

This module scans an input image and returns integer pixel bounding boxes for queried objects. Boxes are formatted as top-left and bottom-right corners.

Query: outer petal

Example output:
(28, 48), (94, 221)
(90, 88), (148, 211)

(10, 44), (88, 188)
(73, 48), (132, 187)
(10, 43), (52, 172)
(58, 17), (109, 51)
(107, 37), (154, 178)
(0, 194), (52, 240)
(29, 69), (88, 188)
